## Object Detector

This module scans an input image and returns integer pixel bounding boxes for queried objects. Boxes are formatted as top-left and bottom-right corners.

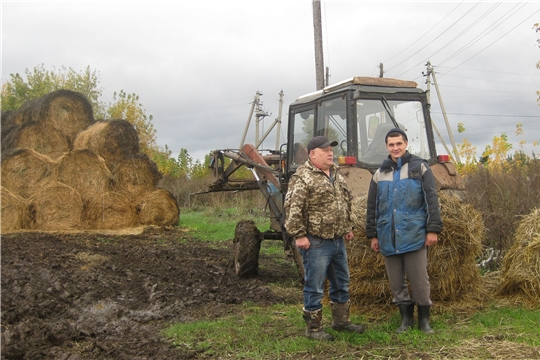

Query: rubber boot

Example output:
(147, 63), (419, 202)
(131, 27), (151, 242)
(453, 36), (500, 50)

(417, 305), (435, 334)
(330, 301), (366, 334)
(395, 303), (414, 334)
(303, 308), (334, 341)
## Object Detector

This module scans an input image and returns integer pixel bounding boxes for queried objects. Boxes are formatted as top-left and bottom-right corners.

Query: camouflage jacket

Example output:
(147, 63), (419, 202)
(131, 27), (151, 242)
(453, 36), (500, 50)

(284, 160), (354, 240)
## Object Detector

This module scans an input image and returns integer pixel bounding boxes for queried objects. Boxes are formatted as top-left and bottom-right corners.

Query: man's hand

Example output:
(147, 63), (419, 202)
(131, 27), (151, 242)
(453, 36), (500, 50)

(425, 232), (438, 247)
(344, 231), (354, 241)
(370, 237), (380, 252)
(296, 237), (310, 250)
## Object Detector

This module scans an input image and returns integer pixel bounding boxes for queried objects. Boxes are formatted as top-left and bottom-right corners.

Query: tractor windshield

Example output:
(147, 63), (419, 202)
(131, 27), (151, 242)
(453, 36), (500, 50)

(357, 99), (430, 165)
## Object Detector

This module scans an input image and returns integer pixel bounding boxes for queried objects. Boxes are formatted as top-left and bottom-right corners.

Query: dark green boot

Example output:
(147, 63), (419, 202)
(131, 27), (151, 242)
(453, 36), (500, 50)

(417, 305), (435, 334)
(303, 308), (334, 341)
(330, 301), (366, 334)
(396, 303), (414, 333)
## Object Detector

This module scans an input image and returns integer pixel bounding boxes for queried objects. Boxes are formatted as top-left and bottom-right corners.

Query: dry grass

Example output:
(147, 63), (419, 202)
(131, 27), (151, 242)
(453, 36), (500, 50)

(497, 208), (540, 308)
(4, 121), (71, 160)
(347, 191), (486, 308)
(112, 153), (162, 202)
(26, 181), (83, 230)
(137, 188), (180, 227)
(1, 148), (56, 198)
(53, 149), (113, 201)
(73, 119), (140, 168)
(1, 186), (25, 233)
(82, 191), (138, 230)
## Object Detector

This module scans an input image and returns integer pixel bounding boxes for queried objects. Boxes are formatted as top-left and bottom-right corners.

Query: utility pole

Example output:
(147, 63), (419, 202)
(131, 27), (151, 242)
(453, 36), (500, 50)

(427, 62), (461, 163)
(239, 91), (260, 149)
(379, 63), (384, 78)
(313, 0), (324, 90)
(425, 65), (453, 161)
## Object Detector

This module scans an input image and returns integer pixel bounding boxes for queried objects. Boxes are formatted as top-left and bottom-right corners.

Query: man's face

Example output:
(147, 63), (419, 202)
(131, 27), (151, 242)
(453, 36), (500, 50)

(386, 135), (408, 161)
(310, 146), (334, 170)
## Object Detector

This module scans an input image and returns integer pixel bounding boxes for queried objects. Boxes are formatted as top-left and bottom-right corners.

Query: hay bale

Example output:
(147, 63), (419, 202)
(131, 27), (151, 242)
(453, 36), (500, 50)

(137, 188), (179, 226)
(1, 111), (17, 139)
(347, 192), (485, 306)
(1, 186), (25, 233)
(497, 208), (540, 307)
(83, 192), (138, 229)
(26, 181), (83, 230)
(73, 119), (140, 167)
(1, 121), (71, 159)
(38, 90), (95, 140)
(53, 149), (112, 201)
(112, 153), (162, 201)
(8, 97), (42, 125)
(1, 148), (56, 198)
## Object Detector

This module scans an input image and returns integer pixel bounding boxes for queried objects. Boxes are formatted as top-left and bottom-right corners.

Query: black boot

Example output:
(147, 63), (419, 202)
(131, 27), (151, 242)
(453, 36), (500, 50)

(302, 308), (334, 341)
(417, 305), (434, 334)
(395, 303), (414, 334)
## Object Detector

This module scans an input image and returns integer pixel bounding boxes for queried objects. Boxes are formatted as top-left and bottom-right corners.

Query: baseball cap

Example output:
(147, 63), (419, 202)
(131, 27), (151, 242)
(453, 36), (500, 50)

(385, 128), (408, 143)
(307, 136), (338, 153)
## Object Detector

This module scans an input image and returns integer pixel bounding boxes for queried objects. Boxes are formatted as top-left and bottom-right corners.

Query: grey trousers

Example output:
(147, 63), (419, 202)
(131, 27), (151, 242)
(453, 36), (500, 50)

(384, 246), (432, 306)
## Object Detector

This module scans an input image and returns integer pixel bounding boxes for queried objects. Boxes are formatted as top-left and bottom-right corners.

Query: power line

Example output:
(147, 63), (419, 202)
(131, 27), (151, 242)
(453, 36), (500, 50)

(383, 2), (464, 65)
(443, 7), (540, 76)
(438, 2), (529, 69)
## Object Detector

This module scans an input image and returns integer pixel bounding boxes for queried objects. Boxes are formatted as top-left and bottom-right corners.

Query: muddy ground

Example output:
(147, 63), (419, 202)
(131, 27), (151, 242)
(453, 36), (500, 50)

(1, 227), (301, 359)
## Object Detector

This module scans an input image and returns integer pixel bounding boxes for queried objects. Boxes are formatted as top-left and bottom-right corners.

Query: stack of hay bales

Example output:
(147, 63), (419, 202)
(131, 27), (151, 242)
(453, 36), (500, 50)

(497, 208), (540, 307)
(1, 90), (179, 232)
(347, 192), (485, 306)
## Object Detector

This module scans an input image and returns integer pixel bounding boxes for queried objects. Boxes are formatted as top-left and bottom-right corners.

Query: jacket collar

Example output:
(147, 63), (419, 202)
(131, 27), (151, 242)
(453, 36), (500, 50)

(380, 151), (411, 172)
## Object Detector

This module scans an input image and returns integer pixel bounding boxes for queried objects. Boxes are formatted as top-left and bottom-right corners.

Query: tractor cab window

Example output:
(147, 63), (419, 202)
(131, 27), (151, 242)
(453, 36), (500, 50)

(290, 108), (314, 167)
(316, 96), (347, 159)
(357, 99), (430, 165)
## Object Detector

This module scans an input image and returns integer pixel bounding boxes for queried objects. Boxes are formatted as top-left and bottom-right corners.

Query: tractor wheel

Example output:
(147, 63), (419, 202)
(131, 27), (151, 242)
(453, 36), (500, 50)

(233, 220), (262, 277)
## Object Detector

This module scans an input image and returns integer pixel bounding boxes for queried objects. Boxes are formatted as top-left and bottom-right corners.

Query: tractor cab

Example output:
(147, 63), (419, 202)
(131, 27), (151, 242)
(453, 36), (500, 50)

(285, 77), (459, 196)
(287, 77), (434, 171)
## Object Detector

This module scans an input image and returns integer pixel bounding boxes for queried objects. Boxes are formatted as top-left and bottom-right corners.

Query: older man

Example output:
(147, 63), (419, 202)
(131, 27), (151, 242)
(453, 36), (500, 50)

(285, 136), (365, 341)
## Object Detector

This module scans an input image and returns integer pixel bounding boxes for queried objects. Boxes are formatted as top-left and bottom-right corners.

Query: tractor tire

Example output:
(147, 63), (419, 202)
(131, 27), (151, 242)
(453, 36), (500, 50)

(233, 220), (262, 278)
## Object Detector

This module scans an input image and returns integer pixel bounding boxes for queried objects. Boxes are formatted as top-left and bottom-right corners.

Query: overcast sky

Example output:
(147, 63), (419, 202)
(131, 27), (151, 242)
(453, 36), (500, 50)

(2, 1), (539, 162)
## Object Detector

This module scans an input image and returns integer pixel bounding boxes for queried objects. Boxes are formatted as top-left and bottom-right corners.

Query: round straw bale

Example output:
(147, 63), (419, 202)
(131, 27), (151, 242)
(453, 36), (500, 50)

(73, 119), (140, 167)
(53, 149), (112, 201)
(1, 110), (16, 132)
(9, 97), (42, 125)
(26, 181), (83, 230)
(37, 90), (95, 140)
(2, 121), (71, 159)
(1, 186), (26, 233)
(497, 208), (540, 307)
(347, 191), (485, 307)
(112, 153), (162, 201)
(83, 191), (138, 229)
(137, 188), (179, 227)
(1, 124), (21, 151)
(1, 148), (56, 198)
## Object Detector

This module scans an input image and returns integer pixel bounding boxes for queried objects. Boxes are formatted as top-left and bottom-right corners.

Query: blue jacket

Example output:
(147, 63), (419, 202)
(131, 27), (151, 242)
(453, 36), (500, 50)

(366, 152), (442, 256)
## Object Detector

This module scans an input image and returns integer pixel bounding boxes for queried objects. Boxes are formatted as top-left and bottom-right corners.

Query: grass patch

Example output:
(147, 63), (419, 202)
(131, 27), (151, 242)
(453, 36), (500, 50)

(164, 302), (540, 359)
(179, 207), (268, 243)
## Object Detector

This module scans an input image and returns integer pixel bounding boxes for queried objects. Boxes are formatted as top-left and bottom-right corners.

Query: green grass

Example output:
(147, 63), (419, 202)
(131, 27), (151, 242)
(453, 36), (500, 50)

(179, 207), (268, 243)
(169, 206), (540, 358)
(164, 303), (540, 359)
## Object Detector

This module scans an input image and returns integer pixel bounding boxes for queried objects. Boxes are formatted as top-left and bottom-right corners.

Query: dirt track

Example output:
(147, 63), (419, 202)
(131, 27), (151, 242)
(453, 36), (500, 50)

(1, 227), (301, 359)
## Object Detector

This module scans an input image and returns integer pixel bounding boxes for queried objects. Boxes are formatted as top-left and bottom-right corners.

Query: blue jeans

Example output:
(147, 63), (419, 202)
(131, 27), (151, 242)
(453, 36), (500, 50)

(300, 235), (351, 311)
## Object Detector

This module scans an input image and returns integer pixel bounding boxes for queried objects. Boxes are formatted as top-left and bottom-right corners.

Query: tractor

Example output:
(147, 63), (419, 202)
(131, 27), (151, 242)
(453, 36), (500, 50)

(198, 76), (463, 279)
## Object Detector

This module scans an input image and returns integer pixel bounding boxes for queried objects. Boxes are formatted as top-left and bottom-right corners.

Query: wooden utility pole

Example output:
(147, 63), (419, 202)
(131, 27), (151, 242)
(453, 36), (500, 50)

(379, 63), (384, 78)
(313, 0), (324, 90)
(425, 61), (461, 163)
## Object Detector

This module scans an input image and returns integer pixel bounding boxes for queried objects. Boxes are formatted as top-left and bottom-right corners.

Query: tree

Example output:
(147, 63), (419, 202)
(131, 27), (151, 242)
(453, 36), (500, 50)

(1, 64), (106, 117)
(106, 90), (157, 155)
